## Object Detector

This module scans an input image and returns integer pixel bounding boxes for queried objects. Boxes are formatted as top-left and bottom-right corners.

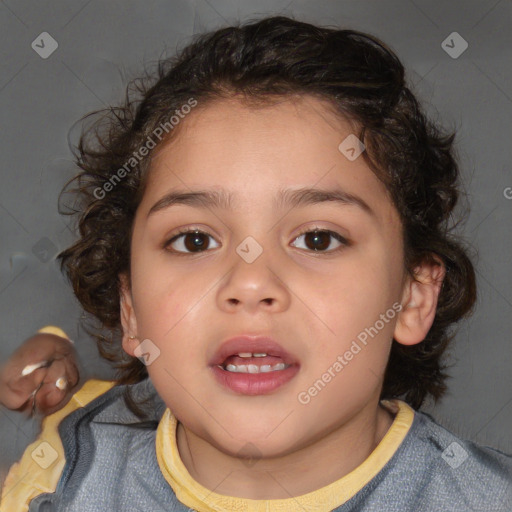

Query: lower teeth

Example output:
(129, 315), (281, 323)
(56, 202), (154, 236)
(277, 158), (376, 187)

(221, 363), (289, 373)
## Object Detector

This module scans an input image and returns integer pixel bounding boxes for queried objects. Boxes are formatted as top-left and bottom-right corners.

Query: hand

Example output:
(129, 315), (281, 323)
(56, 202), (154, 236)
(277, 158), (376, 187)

(0, 332), (81, 417)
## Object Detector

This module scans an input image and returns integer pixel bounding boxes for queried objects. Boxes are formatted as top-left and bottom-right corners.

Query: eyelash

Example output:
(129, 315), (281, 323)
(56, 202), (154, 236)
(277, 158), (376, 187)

(163, 226), (350, 256)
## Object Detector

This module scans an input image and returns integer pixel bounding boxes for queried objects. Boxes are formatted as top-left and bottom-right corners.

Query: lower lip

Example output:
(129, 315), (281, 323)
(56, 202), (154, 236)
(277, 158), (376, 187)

(210, 364), (300, 395)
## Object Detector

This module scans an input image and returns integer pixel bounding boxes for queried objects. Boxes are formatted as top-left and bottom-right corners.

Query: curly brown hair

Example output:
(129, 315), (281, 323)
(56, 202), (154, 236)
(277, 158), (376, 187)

(59, 15), (476, 412)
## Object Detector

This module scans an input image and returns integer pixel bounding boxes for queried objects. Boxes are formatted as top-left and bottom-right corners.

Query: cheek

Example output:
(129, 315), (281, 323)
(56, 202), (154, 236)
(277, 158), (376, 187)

(130, 274), (173, 342)
(304, 259), (398, 368)
(130, 250), (181, 321)
(311, 258), (394, 327)
(130, 264), (214, 363)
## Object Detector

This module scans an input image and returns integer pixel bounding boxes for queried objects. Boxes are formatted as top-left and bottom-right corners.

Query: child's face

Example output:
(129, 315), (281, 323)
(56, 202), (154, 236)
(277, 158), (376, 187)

(122, 95), (414, 459)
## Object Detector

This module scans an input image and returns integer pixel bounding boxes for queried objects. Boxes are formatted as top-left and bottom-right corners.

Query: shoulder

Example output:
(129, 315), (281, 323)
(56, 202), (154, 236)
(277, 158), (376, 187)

(398, 407), (512, 511)
(0, 379), (148, 511)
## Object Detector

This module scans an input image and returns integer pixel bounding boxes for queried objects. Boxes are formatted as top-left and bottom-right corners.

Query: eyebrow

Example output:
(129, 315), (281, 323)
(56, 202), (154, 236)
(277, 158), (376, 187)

(147, 187), (376, 218)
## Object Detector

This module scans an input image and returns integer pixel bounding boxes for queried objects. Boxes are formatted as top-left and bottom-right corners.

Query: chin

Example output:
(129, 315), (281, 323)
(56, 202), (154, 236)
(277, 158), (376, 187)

(211, 429), (301, 461)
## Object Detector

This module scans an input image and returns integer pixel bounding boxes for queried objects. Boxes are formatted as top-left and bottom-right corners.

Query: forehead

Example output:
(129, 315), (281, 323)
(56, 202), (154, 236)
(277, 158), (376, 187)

(143, 95), (398, 225)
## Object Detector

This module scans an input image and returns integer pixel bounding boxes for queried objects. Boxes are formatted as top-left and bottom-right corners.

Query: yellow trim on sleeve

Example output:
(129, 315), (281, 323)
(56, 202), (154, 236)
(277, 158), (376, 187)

(37, 326), (70, 341)
(156, 399), (415, 512)
(0, 379), (116, 512)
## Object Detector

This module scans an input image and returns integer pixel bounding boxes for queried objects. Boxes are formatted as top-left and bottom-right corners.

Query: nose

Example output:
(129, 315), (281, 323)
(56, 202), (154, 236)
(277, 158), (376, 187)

(216, 245), (291, 314)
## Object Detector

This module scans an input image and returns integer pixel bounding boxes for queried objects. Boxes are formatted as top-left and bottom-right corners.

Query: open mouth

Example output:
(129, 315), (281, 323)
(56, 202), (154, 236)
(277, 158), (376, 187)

(209, 337), (300, 395)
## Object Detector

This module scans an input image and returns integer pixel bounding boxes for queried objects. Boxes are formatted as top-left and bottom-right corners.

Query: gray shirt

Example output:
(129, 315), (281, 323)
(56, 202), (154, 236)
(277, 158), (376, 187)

(20, 377), (512, 511)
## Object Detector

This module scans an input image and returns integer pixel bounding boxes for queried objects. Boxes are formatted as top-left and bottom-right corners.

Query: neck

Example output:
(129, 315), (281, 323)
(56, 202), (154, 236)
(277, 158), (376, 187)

(175, 399), (395, 500)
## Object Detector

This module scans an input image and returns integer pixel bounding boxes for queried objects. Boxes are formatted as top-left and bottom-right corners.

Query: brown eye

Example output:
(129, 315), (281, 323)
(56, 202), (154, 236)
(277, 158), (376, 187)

(291, 230), (347, 252)
(166, 230), (219, 254)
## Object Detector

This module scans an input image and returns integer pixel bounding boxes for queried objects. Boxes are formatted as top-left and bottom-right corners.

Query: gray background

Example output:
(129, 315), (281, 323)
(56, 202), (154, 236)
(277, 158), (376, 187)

(1, 0), (511, 486)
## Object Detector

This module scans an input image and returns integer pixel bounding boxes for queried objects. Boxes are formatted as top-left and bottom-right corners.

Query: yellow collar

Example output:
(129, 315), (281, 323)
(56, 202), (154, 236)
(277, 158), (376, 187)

(155, 399), (414, 512)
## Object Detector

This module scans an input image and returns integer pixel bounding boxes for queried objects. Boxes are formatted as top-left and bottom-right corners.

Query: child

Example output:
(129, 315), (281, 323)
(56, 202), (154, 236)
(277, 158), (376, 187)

(1, 15), (511, 512)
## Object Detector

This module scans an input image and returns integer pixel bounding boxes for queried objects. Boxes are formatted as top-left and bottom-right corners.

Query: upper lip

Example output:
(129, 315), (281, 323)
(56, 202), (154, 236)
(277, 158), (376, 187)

(209, 335), (300, 367)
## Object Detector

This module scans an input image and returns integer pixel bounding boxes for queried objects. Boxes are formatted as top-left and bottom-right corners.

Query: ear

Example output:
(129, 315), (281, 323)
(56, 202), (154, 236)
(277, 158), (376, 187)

(119, 272), (139, 357)
(394, 255), (446, 346)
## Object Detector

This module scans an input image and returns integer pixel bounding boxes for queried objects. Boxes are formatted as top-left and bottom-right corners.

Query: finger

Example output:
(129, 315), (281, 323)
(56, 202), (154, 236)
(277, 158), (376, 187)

(10, 394), (37, 416)
(48, 344), (80, 389)
(2, 366), (48, 410)
(52, 337), (75, 356)
(13, 337), (59, 366)
(9, 334), (70, 376)
(21, 360), (50, 376)
(34, 359), (71, 413)
(35, 384), (66, 413)
(45, 358), (75, 391)
(65, 358), (81, 390)
(1, 388), (33, 411)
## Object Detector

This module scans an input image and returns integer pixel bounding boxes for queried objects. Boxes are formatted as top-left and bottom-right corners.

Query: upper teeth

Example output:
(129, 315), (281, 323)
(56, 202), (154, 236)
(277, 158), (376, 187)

(219, 352), (289, 373)
(222, 363), (289, 373)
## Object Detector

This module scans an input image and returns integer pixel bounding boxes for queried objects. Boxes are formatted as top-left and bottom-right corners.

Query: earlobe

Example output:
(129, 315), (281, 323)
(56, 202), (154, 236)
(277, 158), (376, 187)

(394, 257), (446, 346)
(119, 273), (139, 357)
